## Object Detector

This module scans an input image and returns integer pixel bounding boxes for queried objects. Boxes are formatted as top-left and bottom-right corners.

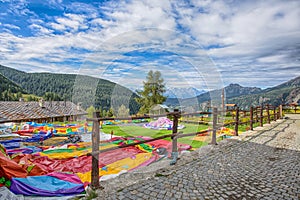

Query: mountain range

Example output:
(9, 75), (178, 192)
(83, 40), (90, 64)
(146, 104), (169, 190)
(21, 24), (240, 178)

(228, 76), (300, 109)
(164, 87), (206, 99)
(165, 77), (300, 109)
(0, 64), (299, 111)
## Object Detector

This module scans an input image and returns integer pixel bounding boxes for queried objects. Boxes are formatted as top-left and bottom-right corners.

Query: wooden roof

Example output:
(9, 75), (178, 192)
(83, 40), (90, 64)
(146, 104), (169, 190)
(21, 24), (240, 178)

(0, 101), (87, 123)
(151, 104), (169, 111)
(225, 104), (237, 107)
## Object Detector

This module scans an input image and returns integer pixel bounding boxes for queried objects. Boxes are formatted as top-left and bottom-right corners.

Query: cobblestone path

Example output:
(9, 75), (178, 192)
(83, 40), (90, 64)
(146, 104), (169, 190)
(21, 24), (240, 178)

(99, 115), (300, 200)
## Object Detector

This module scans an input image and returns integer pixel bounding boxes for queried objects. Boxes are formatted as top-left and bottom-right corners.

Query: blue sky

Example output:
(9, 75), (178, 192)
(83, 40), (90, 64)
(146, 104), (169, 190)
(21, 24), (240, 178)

(0, 0), (299, 92)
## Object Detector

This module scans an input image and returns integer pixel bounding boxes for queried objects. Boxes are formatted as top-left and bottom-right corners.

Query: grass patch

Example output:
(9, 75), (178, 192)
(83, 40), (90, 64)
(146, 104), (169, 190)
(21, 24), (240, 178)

(86, 189), (98, 200)
(101, 123), (209, 149)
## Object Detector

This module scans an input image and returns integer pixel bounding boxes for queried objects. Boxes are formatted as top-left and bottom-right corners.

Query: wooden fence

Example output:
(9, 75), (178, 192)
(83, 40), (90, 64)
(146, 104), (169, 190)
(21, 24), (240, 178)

(86, 105), (283, 189)
(282, 104), (300, 114)
(223, 104), (282, 135)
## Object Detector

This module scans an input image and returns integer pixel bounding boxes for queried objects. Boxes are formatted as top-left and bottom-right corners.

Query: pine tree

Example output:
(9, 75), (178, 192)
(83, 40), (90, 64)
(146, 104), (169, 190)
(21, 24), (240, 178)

(135, 70), (166, 114)
(86, 105), (96, 118)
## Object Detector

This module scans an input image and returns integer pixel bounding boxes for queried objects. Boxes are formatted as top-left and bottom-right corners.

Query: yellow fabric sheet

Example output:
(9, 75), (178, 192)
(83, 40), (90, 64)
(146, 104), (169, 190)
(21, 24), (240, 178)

(38, 144), (117, 159)
(76, 152), (153, 183)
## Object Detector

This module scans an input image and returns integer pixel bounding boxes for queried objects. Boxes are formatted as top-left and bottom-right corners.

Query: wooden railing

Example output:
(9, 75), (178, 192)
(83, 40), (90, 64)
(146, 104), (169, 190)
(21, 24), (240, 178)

(282, 104), (300, 114)
(87, 105), (283, 188)
(223, 105), (282, 135)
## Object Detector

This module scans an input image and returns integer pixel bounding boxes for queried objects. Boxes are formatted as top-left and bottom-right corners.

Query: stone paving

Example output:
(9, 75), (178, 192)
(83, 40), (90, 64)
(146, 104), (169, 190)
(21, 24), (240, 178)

(98, 115), (300, 200)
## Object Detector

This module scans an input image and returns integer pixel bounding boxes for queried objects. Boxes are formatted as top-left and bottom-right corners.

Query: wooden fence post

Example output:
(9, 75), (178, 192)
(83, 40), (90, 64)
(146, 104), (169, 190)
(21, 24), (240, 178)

(250, 106), (253, 131)
(273, 107), (277, 121)
(267, 105), (270, 124)
(260, 105), (263, 127)
(170, 109), (179, 165)
(279, 105), (283, 119)
(91, 112), (100, 189)
(235, 107), (239, 136)
(210, 107), (218, 145)
(255, 107), (259, 123)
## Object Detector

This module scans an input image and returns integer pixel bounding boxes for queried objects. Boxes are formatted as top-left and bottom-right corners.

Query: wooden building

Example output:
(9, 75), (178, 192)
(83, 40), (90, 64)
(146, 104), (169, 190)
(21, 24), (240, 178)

(149, 104), (169, 115)
(0, 101), (87, 123)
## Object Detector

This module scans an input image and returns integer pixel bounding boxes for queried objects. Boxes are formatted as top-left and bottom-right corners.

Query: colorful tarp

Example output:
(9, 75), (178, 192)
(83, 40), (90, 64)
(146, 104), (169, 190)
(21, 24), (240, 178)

(144, 117), (185, 130)
(76, 152), (155, 184)
(0, 121), (193, 197)
(10, 172), (85, 196)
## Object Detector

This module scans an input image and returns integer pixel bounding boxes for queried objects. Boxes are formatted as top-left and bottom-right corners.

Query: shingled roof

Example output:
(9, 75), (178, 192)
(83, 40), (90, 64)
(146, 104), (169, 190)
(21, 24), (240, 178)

(0, 101), (87, 123)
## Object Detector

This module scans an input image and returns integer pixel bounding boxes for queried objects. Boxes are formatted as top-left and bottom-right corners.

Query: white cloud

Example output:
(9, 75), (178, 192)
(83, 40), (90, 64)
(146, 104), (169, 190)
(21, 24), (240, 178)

(50, 13), (88, 32)
(29, 24), (53, 35)
(3, 24), (21, 30)
(0, 0), (299, 90)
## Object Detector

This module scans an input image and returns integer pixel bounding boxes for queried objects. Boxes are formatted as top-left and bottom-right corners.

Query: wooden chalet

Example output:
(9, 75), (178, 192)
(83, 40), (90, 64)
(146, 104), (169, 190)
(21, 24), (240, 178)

(225, 103), (237, 111)
(0, 100), (87, 123)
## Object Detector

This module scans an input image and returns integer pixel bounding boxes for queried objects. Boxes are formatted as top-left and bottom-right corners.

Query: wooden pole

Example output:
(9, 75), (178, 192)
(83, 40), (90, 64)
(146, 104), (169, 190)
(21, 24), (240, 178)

(279, 105), (283, 119)
(235, 107), (239, 136)
(170, 109), (180, 165)
(273, 107), (277, 121)
(255, 107), (259, 123)
(260, 105), (263, 127)
(222, 88), (225, 113)
(91, 112), (100, 189)
(210, 107), (218, 145)
(250, 106), (253, 131)
(267, 105), (270, 124)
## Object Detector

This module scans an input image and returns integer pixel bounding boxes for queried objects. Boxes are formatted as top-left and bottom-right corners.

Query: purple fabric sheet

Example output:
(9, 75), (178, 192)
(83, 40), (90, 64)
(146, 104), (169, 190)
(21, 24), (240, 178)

(10, 173), (85, 196)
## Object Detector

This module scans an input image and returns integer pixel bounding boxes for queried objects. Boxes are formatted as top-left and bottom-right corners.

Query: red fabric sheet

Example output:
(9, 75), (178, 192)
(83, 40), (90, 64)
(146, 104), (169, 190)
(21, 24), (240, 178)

(16, 146), (145, 174)
(0, 152), (27, 179)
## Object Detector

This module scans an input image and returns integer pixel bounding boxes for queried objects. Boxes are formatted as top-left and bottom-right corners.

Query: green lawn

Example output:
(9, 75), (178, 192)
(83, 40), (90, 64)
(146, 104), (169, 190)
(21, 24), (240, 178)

(101, 123), (209, 149)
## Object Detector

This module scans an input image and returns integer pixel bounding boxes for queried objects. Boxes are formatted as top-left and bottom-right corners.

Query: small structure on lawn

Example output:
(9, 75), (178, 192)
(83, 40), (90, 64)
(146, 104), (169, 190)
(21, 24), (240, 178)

(149, 104), (169, 115)
(0, 101), (87, 123)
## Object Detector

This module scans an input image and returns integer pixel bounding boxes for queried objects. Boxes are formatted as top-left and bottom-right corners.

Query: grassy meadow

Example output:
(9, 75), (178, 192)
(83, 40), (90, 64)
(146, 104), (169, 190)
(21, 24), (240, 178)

(100, 122), (210, 149)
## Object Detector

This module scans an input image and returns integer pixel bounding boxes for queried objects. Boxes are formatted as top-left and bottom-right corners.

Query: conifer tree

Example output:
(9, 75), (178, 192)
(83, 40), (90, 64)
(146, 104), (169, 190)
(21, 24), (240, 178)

(135, 70), (166, 114)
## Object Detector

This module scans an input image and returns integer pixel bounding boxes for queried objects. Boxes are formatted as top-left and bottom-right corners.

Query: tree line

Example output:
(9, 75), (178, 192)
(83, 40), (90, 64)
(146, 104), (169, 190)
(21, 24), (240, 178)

(0, 65), (168, 116)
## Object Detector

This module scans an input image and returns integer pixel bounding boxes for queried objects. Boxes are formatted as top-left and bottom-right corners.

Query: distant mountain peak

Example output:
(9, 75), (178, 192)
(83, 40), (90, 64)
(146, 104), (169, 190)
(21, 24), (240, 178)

(224, 84), (262, 98)
(165, 87), (206, 99)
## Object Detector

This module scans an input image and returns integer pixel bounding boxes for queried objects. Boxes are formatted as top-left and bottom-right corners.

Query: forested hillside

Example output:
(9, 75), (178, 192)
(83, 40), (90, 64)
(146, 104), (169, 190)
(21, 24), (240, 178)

(0, 73), (25, 100)
(228, 76), (300, 108)
(165, 77), (300, 110)
(165, 83), (263, 109)
(0, 65), (140, 114)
